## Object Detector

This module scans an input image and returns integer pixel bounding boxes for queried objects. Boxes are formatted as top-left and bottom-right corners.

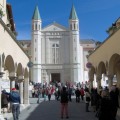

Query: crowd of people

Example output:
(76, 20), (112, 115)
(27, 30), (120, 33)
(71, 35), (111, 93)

(84, 85), (119, 120)
(2, 81), (119, 120)
(29, 81), (120, 120)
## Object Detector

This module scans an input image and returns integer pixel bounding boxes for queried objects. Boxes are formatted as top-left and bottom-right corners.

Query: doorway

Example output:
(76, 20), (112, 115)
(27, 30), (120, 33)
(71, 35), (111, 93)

(51, 73), (60, 83)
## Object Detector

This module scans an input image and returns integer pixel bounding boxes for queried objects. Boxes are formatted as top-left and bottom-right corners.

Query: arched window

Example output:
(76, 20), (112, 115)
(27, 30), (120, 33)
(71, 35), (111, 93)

(74, 23), (76, 30)
(70, 24), (72, 30)
(35, 24), (37, 30)
(32, 24), (34, 30)
(51, 43), (59, 64)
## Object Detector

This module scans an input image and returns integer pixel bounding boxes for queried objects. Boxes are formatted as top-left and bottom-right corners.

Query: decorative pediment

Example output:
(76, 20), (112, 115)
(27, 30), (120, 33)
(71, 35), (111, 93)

(42, 22), (69, 31)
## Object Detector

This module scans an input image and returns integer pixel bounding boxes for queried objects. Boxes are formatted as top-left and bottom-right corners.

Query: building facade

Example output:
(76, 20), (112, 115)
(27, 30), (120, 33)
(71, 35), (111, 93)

(31, 5), (82, 84)
(18, 6), (96, 85)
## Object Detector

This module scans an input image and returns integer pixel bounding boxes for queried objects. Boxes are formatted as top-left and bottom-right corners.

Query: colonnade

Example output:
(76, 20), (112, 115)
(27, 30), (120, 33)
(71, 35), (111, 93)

(0, 71), (29, 120)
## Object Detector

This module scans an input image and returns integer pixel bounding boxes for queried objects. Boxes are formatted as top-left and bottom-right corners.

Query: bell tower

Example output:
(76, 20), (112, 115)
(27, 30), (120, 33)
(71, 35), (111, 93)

(31, 6), (42, 83)
(69, 5), (81, 83)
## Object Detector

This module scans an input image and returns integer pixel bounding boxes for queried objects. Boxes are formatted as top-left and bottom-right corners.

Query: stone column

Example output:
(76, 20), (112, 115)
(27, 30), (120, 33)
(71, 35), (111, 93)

(46, 37), (50, 64)
(0, 72), (5, 120)
(48, 72), (51, 83)
(9, 76), (16, 91)
(23, 77), (29, 104)
(19, 80), (24, 104)
(50, 74), (51, 83)
(61, 70), (64, 84)
(9, 75), (17, 112)
(108, 75), (113, 90)
(89, 80), (93, 91)
(96, 75), (102, 92)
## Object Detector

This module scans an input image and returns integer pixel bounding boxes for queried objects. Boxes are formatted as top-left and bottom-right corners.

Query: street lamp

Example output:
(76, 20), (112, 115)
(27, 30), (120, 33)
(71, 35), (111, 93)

(0, 72), (5, 120)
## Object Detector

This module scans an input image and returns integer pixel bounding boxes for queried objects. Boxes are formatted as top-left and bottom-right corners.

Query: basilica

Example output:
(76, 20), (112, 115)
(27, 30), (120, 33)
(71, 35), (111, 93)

(19, 5), (96, 85)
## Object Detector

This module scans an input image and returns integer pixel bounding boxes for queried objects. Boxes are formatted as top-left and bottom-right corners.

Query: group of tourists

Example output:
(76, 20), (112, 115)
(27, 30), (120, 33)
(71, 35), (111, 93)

(29, 81), (120, 120)
(1, 81), (119, 120)
(84, 85), (119, 120)
(31, 84), (55, 103)
(54, 84), (119, 120)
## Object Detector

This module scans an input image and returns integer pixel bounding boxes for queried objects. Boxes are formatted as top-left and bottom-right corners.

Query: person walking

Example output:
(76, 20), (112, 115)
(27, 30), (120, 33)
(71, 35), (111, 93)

(98, 90), (113, 120)
(37, 88), (42, 104)
(6, 88), (20, 120)
(80, 87), (85, 101)
(75, 87), (81, 103)
(85, 88), (91, 112)
(91, 88), (99, 112)
(110, 85), (119, 120)
(68, 87), (72, 102)
(60, 86), (69, 119)
(48, 87), (52, 101)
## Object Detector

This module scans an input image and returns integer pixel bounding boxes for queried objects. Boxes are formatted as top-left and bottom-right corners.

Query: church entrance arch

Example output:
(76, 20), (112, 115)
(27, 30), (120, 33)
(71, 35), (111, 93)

(51, 73), (60, 83)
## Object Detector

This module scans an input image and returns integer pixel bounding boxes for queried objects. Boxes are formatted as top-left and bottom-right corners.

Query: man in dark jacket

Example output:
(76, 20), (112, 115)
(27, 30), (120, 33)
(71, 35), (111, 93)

(6, 88), (20, 120)
(60, 86), (69, 119)
(75, 87), (81, 102)
(110, 85), (119, 120)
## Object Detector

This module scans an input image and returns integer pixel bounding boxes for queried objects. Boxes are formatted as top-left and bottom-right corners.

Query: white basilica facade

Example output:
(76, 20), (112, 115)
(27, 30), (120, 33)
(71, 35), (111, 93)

(31, 5), (84, 84)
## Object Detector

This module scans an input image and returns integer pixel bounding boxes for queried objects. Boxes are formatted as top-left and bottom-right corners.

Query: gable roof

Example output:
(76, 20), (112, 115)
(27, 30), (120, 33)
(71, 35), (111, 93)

(42, 22), (69, 31)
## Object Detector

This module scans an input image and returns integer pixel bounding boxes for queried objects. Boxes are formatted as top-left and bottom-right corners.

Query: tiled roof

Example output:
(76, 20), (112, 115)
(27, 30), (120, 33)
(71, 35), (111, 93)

(80, 39), (96, 44)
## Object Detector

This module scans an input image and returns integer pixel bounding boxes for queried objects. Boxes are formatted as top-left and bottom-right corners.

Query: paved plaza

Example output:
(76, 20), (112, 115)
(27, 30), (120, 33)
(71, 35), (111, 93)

(3, 96), (120, 120)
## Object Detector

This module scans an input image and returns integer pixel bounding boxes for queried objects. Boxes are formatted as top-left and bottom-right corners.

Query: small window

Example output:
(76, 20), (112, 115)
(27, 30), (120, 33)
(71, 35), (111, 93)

(70, 24), (72, 30)
(35, 24), (37, 30)
(76, 24), (78, 30)
(52, 44), (55, 47)
(56, 44), (59, 47)
(74, 24), (76, 30)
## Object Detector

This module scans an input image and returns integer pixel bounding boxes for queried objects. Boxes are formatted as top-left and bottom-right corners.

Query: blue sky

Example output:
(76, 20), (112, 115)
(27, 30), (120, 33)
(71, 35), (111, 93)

(7, 0), (120, 42)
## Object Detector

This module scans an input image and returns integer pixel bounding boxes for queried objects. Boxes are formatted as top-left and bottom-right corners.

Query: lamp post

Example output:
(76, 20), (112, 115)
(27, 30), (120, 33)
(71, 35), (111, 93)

(0, 72), (5, 120)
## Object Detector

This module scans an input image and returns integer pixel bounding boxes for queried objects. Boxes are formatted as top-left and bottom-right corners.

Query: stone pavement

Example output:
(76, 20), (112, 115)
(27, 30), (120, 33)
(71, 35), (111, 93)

(3, 95), (120, 120)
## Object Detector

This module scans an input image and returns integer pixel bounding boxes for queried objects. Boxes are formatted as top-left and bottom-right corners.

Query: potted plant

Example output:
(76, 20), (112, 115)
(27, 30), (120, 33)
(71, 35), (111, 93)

(0, 8), (4, 18)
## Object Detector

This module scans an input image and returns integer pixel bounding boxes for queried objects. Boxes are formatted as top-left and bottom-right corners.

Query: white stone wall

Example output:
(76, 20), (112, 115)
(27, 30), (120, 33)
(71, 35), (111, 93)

(31, 20), (85, 84)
